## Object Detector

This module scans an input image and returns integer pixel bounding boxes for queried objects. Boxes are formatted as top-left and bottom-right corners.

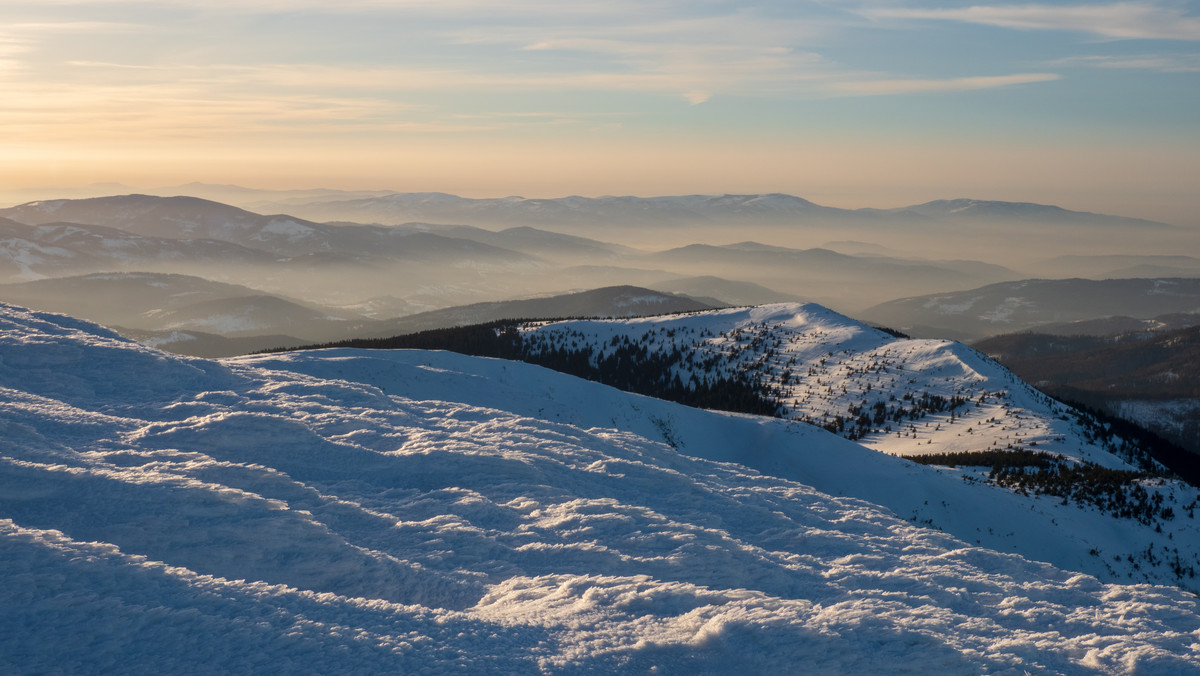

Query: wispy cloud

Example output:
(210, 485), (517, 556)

(865, 3), (1200, 41)
(446, 11), (847, 104)
(1, 3), (847, 106)
(1049, 53), (1200, 72)
(1, 58), (643, 141)
(830, 72), (1061, 96)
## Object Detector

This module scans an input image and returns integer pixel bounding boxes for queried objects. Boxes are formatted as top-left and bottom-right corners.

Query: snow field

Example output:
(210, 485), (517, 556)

(1, 302), (1199, 673)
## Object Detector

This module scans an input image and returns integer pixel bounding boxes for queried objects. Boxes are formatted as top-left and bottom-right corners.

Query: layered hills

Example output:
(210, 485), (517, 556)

(862, 278), (1200, 340)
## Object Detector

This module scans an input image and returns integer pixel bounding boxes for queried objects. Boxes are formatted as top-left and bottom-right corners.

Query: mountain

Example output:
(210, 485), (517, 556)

(0, 195), (555, 311)
(134, 294), (366, 341)
(0, 194), (318, 248)
(357, 285), (721, 339)
(885, 199), (1172, 229)
(0, 276), (722, 356)
(861, 278), (1200, 340)
(316, 302), (1200, 590)
(262, 192), (847, 229)
(116, 327), (312, 359)
(648, 275), (803, 306)
(646, 242), (1020, 310)
(0, 217), (276, 281)
(0, 272), (371, 339)
(1028, 254), (1200, 280)
(3, 302), (1199, 672)
(0, 195), (539, 264)
(151, 182), (396, 207)
(975, 326), (1200, 457)
(0, 272), (279, 326)
(433, 224), (639, 263)
(1023, 312), (1200, 338)
(254, 191), (1174, 232)
(253, 191), (1184, 272)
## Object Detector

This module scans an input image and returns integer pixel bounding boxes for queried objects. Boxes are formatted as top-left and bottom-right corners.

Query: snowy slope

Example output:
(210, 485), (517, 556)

(516, 304), (1153, 468)
(2, 303), (1199, 673)
(251, 347), (1200, 591)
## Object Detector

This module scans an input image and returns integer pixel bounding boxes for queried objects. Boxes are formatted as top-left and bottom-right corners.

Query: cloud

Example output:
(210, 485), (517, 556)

(0, 59), (644, 142)
(865, 3), (1200, 41)
(450, 12), (841, 103)
(3, 2), (847, 106)
(1050, 54), (1200, 72)
(830, 72), (1061, 96)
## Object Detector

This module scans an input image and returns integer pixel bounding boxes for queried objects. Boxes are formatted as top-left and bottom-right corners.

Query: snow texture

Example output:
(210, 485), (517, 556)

(1, 302), (1198, 674)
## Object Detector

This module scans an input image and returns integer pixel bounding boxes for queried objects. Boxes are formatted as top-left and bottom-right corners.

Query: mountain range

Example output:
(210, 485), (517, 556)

(0, 272), (727, 357)
(246, 191), (1173, 232)
(0, 193), (1056, 312)
(861, 278), (1200, 340)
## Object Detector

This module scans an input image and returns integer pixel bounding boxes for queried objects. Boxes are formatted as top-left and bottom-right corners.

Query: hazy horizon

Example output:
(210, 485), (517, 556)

(2, 1), (1198, 227)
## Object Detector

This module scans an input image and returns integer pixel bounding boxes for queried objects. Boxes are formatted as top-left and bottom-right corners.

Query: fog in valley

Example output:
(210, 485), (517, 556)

(2, 184), (1198, 360)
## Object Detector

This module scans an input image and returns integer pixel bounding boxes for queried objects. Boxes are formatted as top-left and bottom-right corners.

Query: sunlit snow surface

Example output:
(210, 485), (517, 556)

(518, 304), (1139, 466)
(2, 304), (1199, 674)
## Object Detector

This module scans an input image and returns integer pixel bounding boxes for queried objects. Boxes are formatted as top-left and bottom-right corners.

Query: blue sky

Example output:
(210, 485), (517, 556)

(2, 1), (1197, 223)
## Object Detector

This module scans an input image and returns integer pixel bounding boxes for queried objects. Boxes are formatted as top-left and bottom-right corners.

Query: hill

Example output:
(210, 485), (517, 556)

(0, 194), (537, 263)
(976, 326), (1200, 457)
(0, 272), (375, 345)
(359, 285), (721, 339)
(861, 278), (1200, 340)
(301, 302), (1200, 588)
(2, 302), (1199, 672)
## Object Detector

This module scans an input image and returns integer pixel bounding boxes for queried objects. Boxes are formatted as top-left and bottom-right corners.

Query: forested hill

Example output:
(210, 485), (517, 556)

(284, 314), (781, 417)
(976, 326), (1200, 461)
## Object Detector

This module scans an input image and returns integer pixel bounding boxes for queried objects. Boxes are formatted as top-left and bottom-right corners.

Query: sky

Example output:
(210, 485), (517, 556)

(2, 1), (1198, 224)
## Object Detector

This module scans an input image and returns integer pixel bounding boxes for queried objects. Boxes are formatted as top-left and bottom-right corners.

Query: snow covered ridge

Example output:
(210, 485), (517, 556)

(326, 303), (1200, 587)
(512, 304), (1165, 467)
(3, 303), (1200, 673)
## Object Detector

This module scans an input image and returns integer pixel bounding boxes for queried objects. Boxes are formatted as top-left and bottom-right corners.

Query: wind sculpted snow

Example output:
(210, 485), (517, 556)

(1, 303), (1199, 673)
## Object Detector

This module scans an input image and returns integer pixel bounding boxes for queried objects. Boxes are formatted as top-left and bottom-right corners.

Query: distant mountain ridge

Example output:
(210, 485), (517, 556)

(0, 273), (724, 357)
(0, 272), (371, 344)
(0, 216), (277, 280)
(356, 285), (722, 340)
(0, 193), (1045, 312)
(251, 191), (1172, 231)
(0, 194), (539, 263)
(880, 198), (1170, 228)
(862, 278), (1200, 340)
(976, 325), (1200, 457)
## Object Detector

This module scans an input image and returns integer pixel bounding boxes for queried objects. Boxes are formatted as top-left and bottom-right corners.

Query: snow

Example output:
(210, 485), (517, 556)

(924, 295), (981, 313)
(165, 313), (270, 334)
(1115, 399), (1200, 440)
(256, 217), (320, 241)
(140, 331), (198, 347)
(1, 302), (1199, 673)
(980, 296), (1034, 323)
(516, 303), (1143, 468)
(614, 294), (674, 308)
(248, 346), (1200, 592)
